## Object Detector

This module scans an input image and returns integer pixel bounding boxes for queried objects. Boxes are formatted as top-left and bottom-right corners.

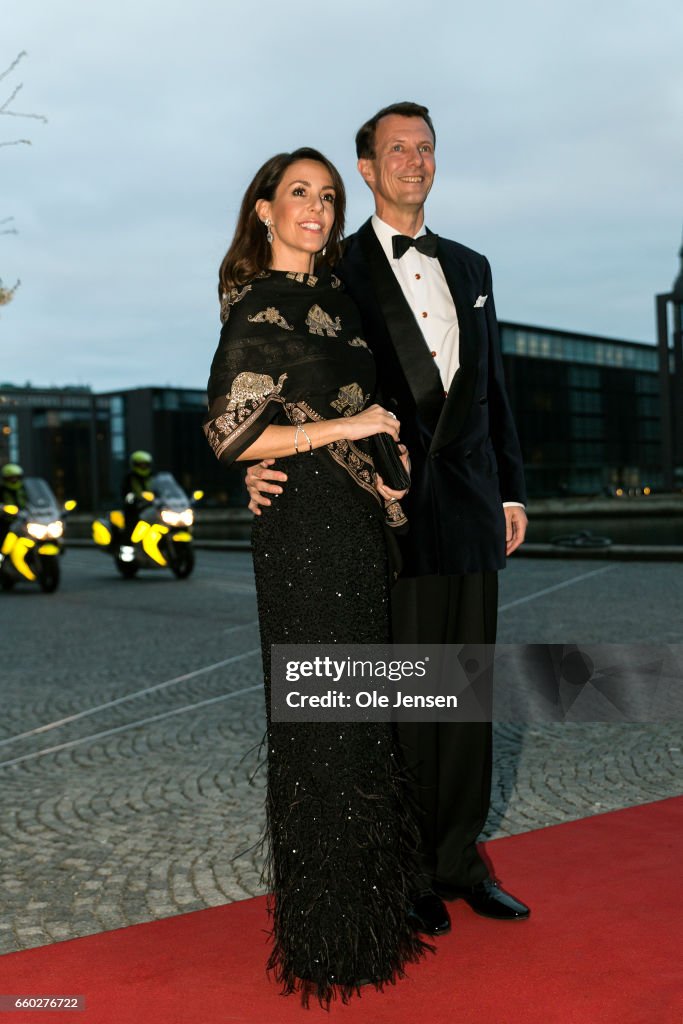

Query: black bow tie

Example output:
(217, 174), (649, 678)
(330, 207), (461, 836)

(391, 232), (439, 259)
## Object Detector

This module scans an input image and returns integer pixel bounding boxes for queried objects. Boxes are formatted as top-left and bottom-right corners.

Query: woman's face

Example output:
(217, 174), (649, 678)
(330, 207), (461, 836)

(256, 159), (336, 273)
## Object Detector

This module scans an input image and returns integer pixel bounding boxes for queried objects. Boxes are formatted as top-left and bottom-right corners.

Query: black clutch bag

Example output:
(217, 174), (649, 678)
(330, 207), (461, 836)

(371, 433), (411, 491)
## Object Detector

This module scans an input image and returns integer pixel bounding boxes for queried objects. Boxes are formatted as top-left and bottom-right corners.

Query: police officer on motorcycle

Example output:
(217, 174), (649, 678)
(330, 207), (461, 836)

(120, 451), (154, 540)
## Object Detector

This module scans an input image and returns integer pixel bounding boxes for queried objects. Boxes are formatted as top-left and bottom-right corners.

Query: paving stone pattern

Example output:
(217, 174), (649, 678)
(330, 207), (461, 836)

(0, 551), (680, 953)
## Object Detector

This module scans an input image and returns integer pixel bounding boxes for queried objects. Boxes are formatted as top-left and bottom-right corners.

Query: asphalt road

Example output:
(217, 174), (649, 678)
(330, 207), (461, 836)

(0, 549), (681, 953)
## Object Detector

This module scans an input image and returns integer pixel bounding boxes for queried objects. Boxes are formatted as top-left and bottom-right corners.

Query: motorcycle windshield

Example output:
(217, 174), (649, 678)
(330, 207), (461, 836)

(150, 472), (189, 509)
(23, 477), (60, 519)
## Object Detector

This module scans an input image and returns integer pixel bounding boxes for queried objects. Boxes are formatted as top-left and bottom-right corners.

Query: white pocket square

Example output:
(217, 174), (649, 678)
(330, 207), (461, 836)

(474, 295), (488, 308)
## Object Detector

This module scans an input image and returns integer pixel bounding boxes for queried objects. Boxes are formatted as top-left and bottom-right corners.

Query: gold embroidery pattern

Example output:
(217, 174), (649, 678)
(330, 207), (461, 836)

(348, 336), (369, 349)
(284, 403), (308, 425)
(228, 371), (287, 409)
(306, 304), (342, 337)
(204, 372), (287, 460)
(219, 284), (252, 324)
(287, 401), (383, 507)
(330, 382), (367, 416)
(247, 307), (294, 331)
(384, 499), (408, 529)
(286, 272), (318, 287)
(328, 438), (376, 492)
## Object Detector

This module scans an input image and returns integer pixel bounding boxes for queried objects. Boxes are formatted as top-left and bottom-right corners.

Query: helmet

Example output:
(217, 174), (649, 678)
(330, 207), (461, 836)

(130, 450), (153, 476)
(2, 463), (24, 491)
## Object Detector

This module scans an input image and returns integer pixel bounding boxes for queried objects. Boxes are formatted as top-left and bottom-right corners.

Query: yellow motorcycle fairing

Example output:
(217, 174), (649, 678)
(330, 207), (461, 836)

(38, 543), (60, 555)
(92, 521), (112, 547)
(131, 520), (169, 566)
(8, 534), (37, 581)
(109, 510), (125, 530)
(1, 531), (16, 556)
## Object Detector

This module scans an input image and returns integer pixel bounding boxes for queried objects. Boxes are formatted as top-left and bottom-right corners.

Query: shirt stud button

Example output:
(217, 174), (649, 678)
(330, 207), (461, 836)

(421, 311), (428, 318)
(431, 350), (437, 357)
(415, 273), (421, 280)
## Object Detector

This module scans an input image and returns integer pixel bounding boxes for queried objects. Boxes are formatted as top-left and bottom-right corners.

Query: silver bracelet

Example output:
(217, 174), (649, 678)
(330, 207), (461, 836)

(294, 424), (313, 454)
(301, 425), (313, 453)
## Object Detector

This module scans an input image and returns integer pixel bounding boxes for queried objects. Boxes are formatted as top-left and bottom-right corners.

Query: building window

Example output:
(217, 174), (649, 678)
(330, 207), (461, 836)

(571, 415), (605, 438)
(568, 366), (600, 389)
(570, 390), (603, 413)
(0, 414), (20, 463)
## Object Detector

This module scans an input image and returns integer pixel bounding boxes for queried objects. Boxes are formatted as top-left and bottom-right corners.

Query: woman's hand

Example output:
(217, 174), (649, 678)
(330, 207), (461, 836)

(375, 443), (411, 502)
(342, 404), (400, 442)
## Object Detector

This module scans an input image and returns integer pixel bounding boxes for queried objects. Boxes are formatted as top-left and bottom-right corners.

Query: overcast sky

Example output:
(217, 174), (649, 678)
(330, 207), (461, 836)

(2, 0), (682, 392)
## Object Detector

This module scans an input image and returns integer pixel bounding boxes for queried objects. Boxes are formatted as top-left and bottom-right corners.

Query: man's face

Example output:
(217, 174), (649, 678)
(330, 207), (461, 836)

(358, 114), (435, 221)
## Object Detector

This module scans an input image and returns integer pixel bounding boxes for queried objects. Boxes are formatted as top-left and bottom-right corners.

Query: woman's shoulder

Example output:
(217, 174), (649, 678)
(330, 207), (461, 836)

(219, 273), (274, 324)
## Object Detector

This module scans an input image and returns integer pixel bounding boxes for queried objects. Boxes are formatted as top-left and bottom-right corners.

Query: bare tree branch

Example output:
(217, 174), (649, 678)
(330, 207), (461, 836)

(2, 52), (45, 311)
(0, 51), (27, 84)
(1, 50), (48, 148)
(1, 81), (48, 122)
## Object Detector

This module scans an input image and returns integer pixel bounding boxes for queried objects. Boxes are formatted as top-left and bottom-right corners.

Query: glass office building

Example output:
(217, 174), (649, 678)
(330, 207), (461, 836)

(0, 384), (242, 509)
(0, 386), (113, 508)
(499, 323), (662, 496)
(0, 322), (666, 506)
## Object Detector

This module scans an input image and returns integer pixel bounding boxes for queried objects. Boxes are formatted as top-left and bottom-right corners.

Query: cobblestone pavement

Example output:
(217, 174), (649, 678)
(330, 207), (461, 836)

(0, 551), (681, 954)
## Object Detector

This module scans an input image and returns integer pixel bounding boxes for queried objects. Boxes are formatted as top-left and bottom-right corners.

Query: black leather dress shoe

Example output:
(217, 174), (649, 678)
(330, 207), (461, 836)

(440, 879), (530, 920)
(408, 892), (451, 935)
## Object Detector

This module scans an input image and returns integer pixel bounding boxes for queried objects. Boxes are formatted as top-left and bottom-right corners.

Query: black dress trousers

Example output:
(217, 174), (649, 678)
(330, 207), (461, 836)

(391, 571), (498, 892)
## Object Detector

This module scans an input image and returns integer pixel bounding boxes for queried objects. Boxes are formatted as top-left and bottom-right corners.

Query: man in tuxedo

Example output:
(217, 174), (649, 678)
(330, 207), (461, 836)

(247, 101), (530, 934)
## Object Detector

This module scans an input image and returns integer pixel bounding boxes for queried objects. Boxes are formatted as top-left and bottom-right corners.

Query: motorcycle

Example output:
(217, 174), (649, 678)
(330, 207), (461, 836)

(0, 478), (76, 593)
(92, 472), (203, 580)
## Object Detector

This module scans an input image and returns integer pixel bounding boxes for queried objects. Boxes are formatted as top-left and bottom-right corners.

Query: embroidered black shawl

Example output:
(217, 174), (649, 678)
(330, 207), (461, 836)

(204, 269), (406, 528)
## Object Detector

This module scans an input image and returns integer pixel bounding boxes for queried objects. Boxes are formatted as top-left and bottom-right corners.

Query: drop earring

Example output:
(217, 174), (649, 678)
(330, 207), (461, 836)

(321, 246), (327, 256)
(264, 218), (274, 244)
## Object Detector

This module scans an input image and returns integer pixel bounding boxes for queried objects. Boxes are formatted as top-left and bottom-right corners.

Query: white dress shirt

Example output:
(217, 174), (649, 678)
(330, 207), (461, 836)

(371, 214), (460, 388)
(371, 214), (524, 511)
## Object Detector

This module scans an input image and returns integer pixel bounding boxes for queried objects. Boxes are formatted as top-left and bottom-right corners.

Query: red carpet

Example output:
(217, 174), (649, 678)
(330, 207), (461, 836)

(2, 797), (681, 1023)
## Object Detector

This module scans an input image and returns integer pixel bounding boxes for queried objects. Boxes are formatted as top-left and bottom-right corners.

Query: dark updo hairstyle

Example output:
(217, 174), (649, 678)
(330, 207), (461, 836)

(218, 147), (346, 296)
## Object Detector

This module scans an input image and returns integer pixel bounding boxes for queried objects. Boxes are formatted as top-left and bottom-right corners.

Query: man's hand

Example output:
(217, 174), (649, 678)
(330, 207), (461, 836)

(505, 505), (528, 555)
(245, 459), (288, 516)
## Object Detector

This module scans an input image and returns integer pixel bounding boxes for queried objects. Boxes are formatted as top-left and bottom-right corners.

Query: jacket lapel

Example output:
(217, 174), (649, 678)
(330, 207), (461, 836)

(429, 241), (481, 453)
(357, 220), (444, 433)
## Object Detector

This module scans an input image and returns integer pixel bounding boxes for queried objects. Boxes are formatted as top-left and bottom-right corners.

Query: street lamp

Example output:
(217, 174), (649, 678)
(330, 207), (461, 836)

(656, 230), (683, 491)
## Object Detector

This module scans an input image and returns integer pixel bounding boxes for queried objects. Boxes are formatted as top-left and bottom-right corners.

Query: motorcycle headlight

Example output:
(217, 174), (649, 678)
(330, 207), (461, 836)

(27, 523), (48, 540)
(161, 510), (181, 526)
(180, 509), (194, 527)
(47, 520), (64, 539)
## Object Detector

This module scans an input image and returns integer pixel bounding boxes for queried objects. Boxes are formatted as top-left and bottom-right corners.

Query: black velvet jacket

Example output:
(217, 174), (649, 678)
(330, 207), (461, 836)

(337, 220), (527, 577)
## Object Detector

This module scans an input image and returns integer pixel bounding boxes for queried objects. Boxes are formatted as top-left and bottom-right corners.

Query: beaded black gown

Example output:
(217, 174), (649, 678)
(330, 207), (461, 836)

(204, 269), (426, 1003)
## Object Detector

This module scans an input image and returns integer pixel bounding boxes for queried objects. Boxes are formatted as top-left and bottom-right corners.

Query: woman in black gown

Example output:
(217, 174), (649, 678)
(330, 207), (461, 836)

(204, 148), (426, 1004)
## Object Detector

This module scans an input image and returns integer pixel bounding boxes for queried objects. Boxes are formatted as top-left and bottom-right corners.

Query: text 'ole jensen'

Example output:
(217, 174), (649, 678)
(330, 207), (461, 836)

(285, 691), (458, 709)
